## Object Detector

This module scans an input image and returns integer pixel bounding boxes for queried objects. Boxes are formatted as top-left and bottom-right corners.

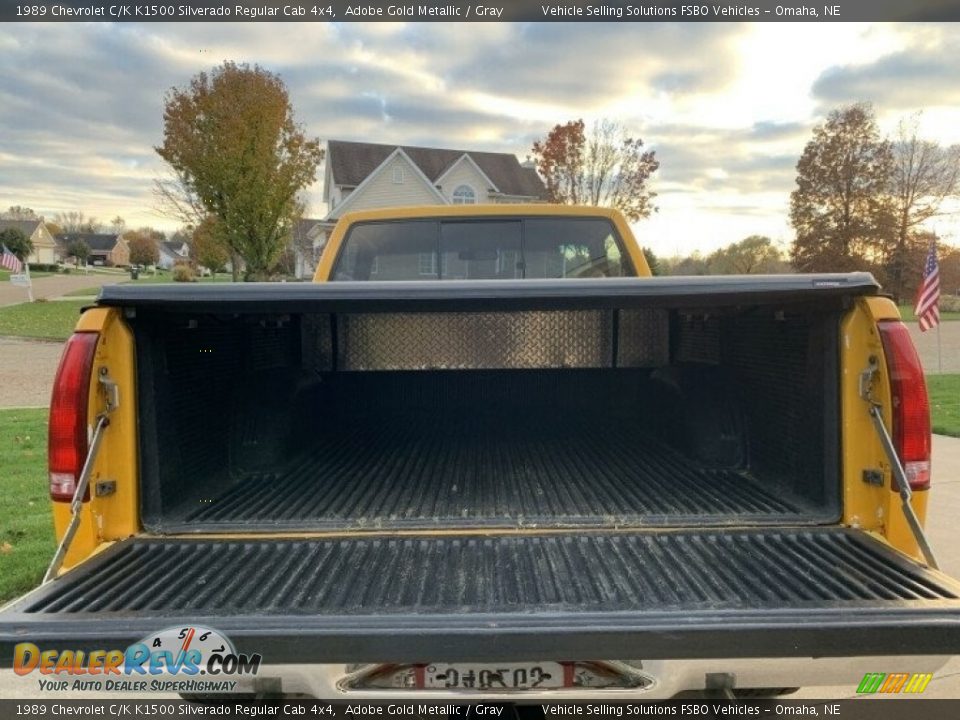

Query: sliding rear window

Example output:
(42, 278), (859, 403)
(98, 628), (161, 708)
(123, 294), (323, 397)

(332, 217), (634, 281)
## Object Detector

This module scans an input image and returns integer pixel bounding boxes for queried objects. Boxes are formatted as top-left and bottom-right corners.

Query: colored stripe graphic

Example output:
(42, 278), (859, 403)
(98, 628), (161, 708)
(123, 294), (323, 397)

(858, 672), (932, 694)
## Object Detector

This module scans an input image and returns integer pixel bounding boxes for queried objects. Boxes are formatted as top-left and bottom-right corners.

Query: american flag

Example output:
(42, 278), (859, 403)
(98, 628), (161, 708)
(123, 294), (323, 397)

(0, 245), (22, 273)
(914, 241), (940, 332)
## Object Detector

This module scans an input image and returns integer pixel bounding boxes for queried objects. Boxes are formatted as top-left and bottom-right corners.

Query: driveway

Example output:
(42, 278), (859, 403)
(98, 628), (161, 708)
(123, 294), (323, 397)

(909, 320), (960, 374)
(0, 273), (121, 307)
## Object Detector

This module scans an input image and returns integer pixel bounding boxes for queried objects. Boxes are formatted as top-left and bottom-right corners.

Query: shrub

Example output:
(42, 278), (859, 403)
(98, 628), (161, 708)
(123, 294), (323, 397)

(173, 265), (195, 282)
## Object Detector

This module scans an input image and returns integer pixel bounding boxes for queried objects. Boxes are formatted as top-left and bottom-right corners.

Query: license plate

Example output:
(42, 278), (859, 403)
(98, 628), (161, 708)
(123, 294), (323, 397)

(423, 662), (565, 690)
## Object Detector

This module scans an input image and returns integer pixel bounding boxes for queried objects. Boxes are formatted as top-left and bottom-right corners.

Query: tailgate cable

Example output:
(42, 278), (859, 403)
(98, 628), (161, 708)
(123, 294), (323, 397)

(859, 357), (939, 569)
(43, 368), (119, 583)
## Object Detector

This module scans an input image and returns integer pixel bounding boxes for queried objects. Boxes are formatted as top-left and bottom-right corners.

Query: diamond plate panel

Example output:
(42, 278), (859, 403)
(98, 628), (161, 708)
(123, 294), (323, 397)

(338, 311), (613, 371)
(300, 313), (334, 372)
(617, 309), (669, 367)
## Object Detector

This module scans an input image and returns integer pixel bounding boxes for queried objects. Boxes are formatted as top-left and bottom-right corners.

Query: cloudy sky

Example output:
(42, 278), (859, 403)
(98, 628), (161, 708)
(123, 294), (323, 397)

(2, 21), (960, 255)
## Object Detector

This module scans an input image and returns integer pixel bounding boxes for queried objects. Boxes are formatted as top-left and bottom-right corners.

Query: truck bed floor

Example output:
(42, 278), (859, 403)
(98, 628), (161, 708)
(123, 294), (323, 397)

(168, 416), (816, 531)
(6, 529), (960, 663)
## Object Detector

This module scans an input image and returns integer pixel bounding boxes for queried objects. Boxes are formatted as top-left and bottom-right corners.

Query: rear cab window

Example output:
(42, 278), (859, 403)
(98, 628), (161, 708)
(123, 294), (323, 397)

(332, 216), (634, 281)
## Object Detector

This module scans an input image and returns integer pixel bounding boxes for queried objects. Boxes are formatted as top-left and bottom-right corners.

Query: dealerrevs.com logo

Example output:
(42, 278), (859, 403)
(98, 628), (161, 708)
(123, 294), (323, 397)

(13, 626), (262, 693)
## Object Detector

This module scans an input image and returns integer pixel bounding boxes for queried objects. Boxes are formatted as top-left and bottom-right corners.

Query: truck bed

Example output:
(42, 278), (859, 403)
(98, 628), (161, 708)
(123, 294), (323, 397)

(4, 528), (959, 663)
(172, 415), (808, 530)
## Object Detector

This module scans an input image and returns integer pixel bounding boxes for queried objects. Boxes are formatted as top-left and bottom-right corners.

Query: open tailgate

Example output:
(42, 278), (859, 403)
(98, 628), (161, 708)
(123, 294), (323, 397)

(2, 527), (960, 664)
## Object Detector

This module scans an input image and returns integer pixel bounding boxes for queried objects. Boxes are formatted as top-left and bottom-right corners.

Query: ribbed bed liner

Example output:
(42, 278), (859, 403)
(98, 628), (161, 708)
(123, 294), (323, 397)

(21, 529), (959, 615)
(171, 416), (810, 530)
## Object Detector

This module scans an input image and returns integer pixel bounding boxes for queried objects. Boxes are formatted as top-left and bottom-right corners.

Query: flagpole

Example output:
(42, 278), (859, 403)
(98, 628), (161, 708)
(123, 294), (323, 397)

(937, 320), (942, 375)
(24, 261), (33, 303)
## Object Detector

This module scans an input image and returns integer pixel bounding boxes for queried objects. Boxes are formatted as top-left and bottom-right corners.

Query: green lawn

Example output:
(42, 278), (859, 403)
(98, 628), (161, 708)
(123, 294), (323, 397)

(0, 300), (88, 341)
(122, 271), (236, 284)
(929, 374), (960, 438)
(0, 270), (54, 281)
(0, 409), (54, 603)
(899, 304), (960, 322)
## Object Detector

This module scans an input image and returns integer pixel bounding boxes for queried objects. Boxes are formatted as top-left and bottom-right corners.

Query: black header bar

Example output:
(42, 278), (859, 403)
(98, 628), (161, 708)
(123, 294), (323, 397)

(5, 0), (960, 23)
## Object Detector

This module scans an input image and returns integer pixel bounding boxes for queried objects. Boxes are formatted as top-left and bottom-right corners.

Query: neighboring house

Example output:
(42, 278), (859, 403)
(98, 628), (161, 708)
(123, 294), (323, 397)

(158, 240), (190, 270)
(0, 218), (59, 265)
(291, 218), (324, 279)
(56, 233), (130, 267)
(316, 141), (547, 275)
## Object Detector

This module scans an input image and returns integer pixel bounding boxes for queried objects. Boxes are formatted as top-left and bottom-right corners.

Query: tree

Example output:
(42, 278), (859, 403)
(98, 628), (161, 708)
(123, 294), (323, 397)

(790, 103), (895, 273)
(0, 227), (32, 261)
(155, 61), (324, 280)
(708, 235), (786, 274)
(191, 216), (230, 273)
(110, 216), (126, 235)
(2, 206), (37, 220)
(55, 211), (102, 234)
(661, 252), (709, 276)
(126, 231), (160, 266)
(642, 247), (661, 276)
(531, 119), (659, 222)
(66, 239), (91, 266)
(884, 115), (960, 301)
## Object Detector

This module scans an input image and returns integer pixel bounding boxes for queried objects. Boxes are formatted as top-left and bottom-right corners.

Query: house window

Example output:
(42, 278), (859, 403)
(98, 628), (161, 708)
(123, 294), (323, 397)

(393, 167), (405, 184)
(418, 252), (437, 276)
(452, 185), (476, 204)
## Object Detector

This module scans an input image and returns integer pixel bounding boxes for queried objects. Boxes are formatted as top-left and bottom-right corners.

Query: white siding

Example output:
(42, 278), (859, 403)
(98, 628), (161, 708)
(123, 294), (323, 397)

(439, 159), (491, 203)
(340, 155), (442, 215)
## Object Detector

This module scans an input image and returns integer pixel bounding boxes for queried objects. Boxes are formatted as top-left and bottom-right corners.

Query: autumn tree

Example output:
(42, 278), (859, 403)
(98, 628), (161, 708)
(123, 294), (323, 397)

(0, 227), (32, 261)
(884, 115), (960, 301)
(155, 61), (324, 280)
(531, 119), (659, 222)
(790, 104), (895, 273)
(708, 235), (786, 274)
(110, 216), (126, 235)
(191, 216), (230, 273)
(126, 231), (160, 266)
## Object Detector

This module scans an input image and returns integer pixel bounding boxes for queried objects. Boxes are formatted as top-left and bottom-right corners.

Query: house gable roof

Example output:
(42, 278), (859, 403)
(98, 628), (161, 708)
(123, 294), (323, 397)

(56, 233), (120, 252)
(330, 147), (447, 219)
(435, 153), (500, 194)
(0, 219), (42, 238)
(327, 140), (546, 199)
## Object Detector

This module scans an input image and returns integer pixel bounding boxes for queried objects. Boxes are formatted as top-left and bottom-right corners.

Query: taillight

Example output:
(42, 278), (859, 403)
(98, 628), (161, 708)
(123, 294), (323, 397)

(877, 320), (931, 490)
(48, 332), (99, 502)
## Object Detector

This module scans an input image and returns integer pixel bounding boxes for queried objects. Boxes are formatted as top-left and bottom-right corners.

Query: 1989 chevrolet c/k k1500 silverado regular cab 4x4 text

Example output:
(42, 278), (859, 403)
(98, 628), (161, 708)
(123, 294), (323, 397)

(1, 205), (958, 698)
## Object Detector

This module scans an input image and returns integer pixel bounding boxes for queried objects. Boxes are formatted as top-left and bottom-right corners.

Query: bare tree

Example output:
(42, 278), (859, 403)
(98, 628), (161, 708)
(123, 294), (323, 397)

(2, 206), (38, 220)
(885, 114), (960, 301)
(532, 119), (659, 222)
(55, 211), (103, 234)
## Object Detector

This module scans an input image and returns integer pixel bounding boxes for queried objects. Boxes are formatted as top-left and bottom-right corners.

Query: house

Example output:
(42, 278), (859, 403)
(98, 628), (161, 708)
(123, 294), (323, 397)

(291, 218), (324, 279)
(56, 233), (130, 267)
(325, 140), (546, 220)
(0, 219), (59, 265)
(158, 240), (190, 270)
(312, 140), (547, 276)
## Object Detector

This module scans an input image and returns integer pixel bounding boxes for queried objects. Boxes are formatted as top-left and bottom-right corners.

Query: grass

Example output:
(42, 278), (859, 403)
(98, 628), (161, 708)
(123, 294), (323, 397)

(0, 270), (54, 280)
(123, 272), (236, 284)
(0, 408), (54, 603)
(899, 304), (960, 322)
(0, 300), (88, 341)
(929, 374), (960, 438)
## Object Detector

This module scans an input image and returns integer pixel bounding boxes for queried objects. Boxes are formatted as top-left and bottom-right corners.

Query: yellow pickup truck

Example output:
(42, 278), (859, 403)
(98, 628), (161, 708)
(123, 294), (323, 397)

(2, 205), (958, 699)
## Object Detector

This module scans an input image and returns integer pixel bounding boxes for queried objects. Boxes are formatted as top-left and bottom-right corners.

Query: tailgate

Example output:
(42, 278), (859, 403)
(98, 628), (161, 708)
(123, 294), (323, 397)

(3, 528), (960, 664)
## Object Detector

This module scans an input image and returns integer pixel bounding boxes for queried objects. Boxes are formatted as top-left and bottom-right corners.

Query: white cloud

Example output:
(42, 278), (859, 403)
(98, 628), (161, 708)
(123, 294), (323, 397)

(1, 22), (958, 252)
